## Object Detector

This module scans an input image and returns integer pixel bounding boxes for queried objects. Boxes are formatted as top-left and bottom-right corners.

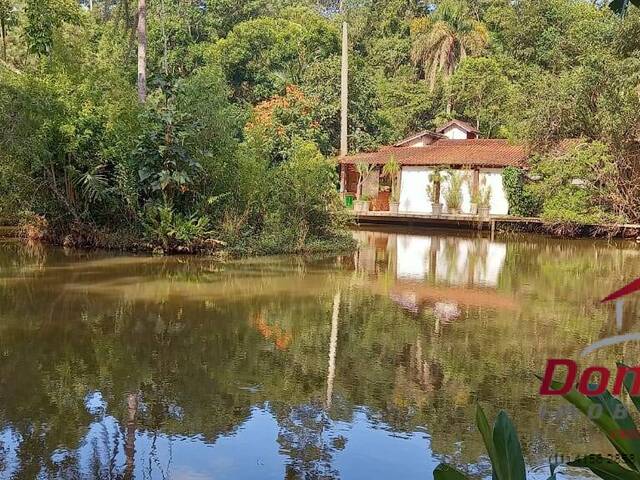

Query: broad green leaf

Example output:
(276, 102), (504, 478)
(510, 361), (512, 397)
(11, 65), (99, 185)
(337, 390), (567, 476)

(476, 405), (501, 479)
(618, 363), (640, 414)
(569, 456), (640, 480)
(492, 411), (526, 480)
(433, 463), (470, 480)
(546, 378), (640, 471)
(590, 389), (637, 432)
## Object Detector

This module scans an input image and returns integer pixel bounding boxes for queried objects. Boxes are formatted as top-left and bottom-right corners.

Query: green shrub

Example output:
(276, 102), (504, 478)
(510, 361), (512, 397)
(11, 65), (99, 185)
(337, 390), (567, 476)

(143, 205), (214, 252)
(444, 171), (464, 211)
(502, 167), (541, 217)
(528, 142), (624, 227)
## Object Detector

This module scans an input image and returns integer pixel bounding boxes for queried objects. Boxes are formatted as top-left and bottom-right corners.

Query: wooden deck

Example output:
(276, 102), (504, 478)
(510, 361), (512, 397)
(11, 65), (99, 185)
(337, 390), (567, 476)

(350, 211), (640, 238)
(351, 210), (536, 231)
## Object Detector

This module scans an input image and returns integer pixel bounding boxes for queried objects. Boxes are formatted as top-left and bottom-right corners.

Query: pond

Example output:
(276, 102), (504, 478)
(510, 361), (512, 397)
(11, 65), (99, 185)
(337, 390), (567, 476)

(0, 228), (639, 479)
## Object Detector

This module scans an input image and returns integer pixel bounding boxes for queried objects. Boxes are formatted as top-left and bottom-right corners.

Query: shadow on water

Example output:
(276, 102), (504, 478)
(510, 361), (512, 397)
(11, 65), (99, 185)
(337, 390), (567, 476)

(0, 229), (638, 479)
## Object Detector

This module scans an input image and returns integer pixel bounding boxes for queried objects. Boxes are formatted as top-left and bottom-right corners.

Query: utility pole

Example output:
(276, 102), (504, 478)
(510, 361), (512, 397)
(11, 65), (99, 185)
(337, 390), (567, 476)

(339, 0), (348, 157)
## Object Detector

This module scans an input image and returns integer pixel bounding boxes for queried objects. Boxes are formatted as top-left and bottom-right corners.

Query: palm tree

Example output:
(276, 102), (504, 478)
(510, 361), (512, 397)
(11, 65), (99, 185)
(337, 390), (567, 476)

(411, 0), (488, 89)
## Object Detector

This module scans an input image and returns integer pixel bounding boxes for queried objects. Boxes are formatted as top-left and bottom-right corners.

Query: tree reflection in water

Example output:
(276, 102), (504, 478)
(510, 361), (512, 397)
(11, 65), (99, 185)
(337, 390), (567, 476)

(0, 229), (639, 478)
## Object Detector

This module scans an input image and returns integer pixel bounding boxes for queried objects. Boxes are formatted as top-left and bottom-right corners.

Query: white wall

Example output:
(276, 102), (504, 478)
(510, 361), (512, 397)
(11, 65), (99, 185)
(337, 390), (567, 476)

(400, 167), (510, 215)
(401, 167), (477, 214)
(480, 169), (509, 215)
(442, 126), (467, 140)
(399, 166), (432, 213)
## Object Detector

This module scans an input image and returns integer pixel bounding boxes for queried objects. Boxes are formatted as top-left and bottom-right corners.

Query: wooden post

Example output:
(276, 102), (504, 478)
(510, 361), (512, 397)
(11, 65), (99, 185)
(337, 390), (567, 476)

(472, 169), (480, 197)
(339, 164), (346, 195)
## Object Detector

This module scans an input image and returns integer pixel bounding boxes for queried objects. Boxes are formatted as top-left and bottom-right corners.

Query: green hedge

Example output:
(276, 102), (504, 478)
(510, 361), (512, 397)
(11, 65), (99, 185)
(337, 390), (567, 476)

(502, 167), (540, 217)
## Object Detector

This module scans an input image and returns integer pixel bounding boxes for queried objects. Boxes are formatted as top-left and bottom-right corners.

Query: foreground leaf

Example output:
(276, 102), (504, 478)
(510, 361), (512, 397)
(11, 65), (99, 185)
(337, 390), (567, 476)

(433, 463), (470, 480)
(492, 411), (526, 480)
(539, 376), (640, 470)
(476, 404), (499, 474)
(569, 456), (640, 480)
(618, 363), (640, 414)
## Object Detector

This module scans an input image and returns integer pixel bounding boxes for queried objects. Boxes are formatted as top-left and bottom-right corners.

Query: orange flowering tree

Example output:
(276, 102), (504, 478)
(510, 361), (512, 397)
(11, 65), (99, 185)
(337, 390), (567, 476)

(244, 85), (330, 164)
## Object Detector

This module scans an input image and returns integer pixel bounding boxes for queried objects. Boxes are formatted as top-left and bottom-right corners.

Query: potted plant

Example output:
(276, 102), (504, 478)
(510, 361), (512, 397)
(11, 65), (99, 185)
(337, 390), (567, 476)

(444, 171), (464, 215)
(427, 167), (446, 215)
(359, 195), (372, 212)
(382, 156), (401, 214)
(478, 184), (492, 218)
(354, 161), (375, 212)
(469, 189), (479, 215)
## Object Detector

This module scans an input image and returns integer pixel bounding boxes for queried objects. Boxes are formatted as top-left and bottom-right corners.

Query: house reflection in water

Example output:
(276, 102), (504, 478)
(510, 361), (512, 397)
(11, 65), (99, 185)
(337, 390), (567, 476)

(353, 229), (517, 324)
(395, 233), (506, 286)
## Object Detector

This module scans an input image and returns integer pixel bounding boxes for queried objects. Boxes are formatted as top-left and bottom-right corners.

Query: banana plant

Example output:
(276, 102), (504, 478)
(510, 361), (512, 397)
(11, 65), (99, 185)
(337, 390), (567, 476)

(543, 363), (640, 479)
(433, 405), (529, 480)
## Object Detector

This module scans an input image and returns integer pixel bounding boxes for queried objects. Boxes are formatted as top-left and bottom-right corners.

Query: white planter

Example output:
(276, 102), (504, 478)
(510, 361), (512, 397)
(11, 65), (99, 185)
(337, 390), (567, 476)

(354, 200), (370, 213)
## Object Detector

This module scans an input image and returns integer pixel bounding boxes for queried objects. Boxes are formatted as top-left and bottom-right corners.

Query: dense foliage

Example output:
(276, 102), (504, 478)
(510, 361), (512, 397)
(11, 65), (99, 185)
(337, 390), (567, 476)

(501, 167), (539, 217)
(1, 0), (640, 247)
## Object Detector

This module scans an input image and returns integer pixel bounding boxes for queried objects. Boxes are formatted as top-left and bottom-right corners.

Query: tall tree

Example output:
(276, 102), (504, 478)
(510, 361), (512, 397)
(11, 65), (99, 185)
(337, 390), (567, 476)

(137, 0), (146, 102)
(411, 0), (488, 89)
(0, 0), (11, 61)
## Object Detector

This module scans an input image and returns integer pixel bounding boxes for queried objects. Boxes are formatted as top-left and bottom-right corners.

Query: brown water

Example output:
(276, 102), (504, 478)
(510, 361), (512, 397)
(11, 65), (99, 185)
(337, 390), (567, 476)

(0, 229), (639, 479)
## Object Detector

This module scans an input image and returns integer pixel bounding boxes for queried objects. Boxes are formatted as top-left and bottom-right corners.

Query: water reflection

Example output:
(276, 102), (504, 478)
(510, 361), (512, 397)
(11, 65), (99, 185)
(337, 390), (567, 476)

(0, 230), (639, 479)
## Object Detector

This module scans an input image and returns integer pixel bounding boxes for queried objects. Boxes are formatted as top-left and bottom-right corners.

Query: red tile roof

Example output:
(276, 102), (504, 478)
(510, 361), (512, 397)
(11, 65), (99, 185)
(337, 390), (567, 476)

(339, 139), (528, 168)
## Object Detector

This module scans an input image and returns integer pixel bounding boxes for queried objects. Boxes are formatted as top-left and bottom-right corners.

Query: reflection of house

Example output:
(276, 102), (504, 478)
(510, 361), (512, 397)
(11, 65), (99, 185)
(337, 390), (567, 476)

(396, 234), (506, 287)
(339, 120), (527, 215)
(353, 230), (517, 317)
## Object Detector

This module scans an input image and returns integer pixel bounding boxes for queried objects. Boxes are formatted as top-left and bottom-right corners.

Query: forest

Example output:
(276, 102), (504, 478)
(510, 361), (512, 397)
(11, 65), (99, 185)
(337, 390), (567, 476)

(1, 0), (640, 253)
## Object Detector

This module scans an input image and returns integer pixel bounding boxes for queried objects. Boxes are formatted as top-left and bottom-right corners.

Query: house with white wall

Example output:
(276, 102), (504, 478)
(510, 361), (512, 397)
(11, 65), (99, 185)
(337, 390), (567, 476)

(338, 119), (527, 216)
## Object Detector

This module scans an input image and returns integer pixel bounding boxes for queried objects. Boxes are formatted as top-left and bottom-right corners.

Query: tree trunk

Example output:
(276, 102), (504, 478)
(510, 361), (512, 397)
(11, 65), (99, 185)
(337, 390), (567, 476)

(1, 18), (6, 62)
(161, 0), (168, 75)
(137, 0), (147, 102)
(339, 7), (348, 157)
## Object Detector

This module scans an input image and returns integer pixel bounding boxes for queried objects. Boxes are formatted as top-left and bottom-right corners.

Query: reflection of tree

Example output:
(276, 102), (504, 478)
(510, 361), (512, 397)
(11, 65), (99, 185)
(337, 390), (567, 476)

(124, 393), (138, 480)
(0, 237), (639, 476)
(274, 402), (339, 480)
